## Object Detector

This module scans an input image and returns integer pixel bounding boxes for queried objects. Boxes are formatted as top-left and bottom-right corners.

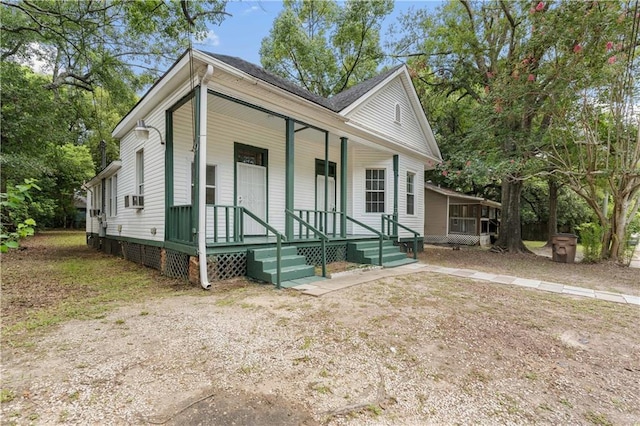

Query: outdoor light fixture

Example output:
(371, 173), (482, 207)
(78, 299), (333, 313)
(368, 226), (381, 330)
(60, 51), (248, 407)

(134, 119), (165, 144)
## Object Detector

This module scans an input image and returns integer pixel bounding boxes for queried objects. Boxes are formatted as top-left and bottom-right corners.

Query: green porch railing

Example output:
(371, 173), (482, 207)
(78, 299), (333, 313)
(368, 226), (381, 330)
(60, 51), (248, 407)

(382, 214), (419, 260)
(207, 205), (244, 243)
(286, 209), (328, 278)
(167, 205), (194, 244)
(292, 209), (339, 238)
(243, 207), (286, 289)
(345, 214), (386, 266)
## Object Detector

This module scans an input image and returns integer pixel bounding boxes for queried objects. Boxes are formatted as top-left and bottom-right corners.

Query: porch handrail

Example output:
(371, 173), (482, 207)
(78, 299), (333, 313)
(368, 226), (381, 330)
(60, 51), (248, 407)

(382, 214), (419, 260)
(292, 208), (338, 237)
(208, 204), (285, 288)
(345, 215), (386, 266)
(285, 209), (328, 278)
(241, 206), (286, 289)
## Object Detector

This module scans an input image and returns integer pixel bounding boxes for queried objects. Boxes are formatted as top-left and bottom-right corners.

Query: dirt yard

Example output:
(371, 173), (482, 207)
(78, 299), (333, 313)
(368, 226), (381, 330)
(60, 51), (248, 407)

(1, 233), (639, 425)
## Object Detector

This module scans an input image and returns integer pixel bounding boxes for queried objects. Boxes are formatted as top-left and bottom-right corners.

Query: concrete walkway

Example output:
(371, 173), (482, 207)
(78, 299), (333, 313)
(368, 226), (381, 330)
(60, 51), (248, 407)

(291, 262), (640, 306)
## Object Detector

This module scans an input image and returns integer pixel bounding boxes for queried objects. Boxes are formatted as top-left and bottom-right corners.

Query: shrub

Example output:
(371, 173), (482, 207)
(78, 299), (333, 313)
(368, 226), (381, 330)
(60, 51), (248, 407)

(576, 222), (603, 263)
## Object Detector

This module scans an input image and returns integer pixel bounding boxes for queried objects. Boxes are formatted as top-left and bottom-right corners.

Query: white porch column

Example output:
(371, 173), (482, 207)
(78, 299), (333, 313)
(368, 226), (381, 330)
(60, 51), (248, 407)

(198, 65), (214, 289)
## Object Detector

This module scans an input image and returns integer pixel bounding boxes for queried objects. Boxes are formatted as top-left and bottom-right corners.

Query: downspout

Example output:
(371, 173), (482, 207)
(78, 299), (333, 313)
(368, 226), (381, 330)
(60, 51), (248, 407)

(198, 64), (214, 289)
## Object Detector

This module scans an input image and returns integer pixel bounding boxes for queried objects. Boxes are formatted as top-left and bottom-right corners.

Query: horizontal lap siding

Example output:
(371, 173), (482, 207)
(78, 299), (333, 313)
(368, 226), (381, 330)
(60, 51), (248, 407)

(348, 78), (432, 157)
(172, 103), (196, 206)
(293, 135), (342, 211)
(104, 81), (195, 243)
(398, 156), (424, 237)
(207, 111), (287, 233)
(351, 146), (393, 234)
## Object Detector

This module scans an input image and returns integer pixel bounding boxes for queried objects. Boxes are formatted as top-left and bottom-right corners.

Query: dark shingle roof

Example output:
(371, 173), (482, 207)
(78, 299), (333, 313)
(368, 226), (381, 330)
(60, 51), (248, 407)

(201, 50), (403, 113)
(329, 65), (403, 111)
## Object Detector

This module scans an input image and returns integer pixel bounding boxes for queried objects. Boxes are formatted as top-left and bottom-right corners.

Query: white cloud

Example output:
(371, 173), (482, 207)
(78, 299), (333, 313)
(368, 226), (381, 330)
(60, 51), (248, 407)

(242, 5), (262, 15)
(201, 29), (220, 47)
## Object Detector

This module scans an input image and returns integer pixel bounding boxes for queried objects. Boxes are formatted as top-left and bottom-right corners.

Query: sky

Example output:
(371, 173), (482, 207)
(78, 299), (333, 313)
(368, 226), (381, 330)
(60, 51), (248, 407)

(193, 1), (442, 66)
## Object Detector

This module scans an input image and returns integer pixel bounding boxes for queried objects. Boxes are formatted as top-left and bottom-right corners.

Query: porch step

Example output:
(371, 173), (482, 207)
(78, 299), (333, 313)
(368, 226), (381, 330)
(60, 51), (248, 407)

(246, 246), (316, 285)
(347, 240), (413, 267)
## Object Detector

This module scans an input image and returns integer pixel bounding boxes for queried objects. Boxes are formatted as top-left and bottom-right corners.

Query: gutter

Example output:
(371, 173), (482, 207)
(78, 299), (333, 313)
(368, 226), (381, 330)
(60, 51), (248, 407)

(198, 64), (214, 290)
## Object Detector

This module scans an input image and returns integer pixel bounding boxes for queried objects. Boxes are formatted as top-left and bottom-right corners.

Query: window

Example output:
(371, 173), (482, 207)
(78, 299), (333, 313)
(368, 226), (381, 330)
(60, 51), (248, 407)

(106, 175), (117, 217)
(191, 163), (216, 204)
(136, 149), (144, 195)
(406, 172), (415, 215)
(365, 169), (385, 213)
(394, 103), (401, 123)
(315, 159), (337, 177)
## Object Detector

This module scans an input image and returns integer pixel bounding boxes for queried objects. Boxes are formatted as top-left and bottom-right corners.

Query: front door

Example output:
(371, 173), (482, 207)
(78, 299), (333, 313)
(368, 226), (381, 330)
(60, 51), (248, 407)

(316, 176), (336, 233)
(237, 162), (267, 235)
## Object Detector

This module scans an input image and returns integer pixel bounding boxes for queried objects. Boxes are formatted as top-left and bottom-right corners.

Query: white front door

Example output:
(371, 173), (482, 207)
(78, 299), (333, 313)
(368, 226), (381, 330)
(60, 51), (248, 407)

(316, 176), (336, 234)
(237, 163), (267, 235)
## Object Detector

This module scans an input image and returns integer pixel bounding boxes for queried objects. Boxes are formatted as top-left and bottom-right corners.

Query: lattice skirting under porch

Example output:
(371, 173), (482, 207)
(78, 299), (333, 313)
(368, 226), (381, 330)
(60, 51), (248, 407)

(425, 234), (480, 246)
(207, 252), (247, 281)
(88, 236), (350, 283)
(297, 244), (347, 266)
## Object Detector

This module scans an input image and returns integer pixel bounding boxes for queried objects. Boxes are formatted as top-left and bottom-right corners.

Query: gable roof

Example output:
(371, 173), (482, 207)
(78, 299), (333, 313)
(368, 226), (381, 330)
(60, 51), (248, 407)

(425, 182), (501, 208)
(201, 51), (403, 113)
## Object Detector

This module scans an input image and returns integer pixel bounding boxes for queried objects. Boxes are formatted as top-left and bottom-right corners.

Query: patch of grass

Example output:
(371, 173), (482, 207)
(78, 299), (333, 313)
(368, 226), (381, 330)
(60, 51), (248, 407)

(299, 336), (313, 350)
(559, 398), (573, 408)
(1, 389), (16, 403)
(524, 371), (538, 381)
(313, 384), (332, 394)
(2, 231), (195, 346)
(366, 404), (382, 416)
(139, 311), (149, 316)
(584, 411), (613, 426)
(114, 319), (125, 325)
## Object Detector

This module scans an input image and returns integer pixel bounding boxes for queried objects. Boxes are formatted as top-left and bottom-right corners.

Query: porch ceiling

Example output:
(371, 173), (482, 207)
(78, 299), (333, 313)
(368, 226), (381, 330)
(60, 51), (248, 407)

(208, 94), (329, 145)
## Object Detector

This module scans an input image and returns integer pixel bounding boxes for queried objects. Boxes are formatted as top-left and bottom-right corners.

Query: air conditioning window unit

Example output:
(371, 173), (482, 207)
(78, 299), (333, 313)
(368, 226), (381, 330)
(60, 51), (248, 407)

(124, 194), (144, 209)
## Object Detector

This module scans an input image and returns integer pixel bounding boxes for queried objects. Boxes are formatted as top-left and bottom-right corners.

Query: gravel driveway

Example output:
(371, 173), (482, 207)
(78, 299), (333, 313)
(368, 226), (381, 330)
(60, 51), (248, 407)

(2, 271), (639, 425)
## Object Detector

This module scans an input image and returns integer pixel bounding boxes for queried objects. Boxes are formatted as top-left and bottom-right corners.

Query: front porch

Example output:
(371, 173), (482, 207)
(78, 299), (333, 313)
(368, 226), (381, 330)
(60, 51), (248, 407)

(165, 203), (420, 287)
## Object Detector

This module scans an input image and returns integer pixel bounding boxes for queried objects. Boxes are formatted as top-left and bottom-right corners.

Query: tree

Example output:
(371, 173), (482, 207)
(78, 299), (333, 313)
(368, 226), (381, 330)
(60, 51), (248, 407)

(260, 0), (393, 97)
(545, 29), (640, 261)
(1, 0), (229, 93)
(395, 0), (633, 253)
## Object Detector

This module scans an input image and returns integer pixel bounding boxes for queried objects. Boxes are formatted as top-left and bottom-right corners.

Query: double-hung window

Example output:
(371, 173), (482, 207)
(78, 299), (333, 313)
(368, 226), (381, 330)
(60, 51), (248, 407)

(365, 169), (385, 213)
(106, 175), (118, 216)
(136, 149), (144, 195)
(406, 172), (415, 215)
(191, 163), (216, 204)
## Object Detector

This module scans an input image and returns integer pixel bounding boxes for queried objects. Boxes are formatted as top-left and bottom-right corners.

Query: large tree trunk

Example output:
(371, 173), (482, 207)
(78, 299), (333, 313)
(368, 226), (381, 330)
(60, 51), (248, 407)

(494, 177), (529, 253)
(545, 178), (559, 247)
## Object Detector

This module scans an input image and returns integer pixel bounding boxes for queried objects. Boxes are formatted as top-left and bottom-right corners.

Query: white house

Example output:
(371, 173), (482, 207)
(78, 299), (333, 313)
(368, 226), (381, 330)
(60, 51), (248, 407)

(85, 49), (442, 288)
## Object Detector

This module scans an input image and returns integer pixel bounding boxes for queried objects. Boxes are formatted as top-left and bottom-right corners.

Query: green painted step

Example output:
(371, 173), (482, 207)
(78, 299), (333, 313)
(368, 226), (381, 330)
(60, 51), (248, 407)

(347, 240), (412, 267)
(246, 246), (317, 285)
(279, 276), (327, 289)
(382, 258), (418, 268)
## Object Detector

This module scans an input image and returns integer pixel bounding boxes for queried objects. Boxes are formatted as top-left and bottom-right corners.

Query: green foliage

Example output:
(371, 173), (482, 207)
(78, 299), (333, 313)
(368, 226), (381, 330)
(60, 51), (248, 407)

(1, 0), (229, 93)
(1, 179), (40, 252)
(260, 0), (393, 97)
(576, 222), (603, 263)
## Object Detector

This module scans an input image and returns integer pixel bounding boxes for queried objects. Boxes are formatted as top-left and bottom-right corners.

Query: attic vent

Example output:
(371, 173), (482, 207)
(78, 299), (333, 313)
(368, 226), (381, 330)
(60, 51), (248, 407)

(394, 103), (401, 123)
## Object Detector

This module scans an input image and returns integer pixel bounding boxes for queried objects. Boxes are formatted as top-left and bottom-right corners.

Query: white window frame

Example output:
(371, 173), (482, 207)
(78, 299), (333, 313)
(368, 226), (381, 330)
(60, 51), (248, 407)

(406, 171), (415, 215)
(191, 163), (217, 205)
(365, 168), (386, 213)
(109, 174), (117, 217)
(136, 149), (144, 195)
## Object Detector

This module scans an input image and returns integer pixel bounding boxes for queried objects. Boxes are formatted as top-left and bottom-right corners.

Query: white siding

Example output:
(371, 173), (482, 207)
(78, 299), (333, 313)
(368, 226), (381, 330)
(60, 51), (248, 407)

(398, 155), (424, 237)
(350, 146), (393, 235)
(347, 78), (433, 157)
